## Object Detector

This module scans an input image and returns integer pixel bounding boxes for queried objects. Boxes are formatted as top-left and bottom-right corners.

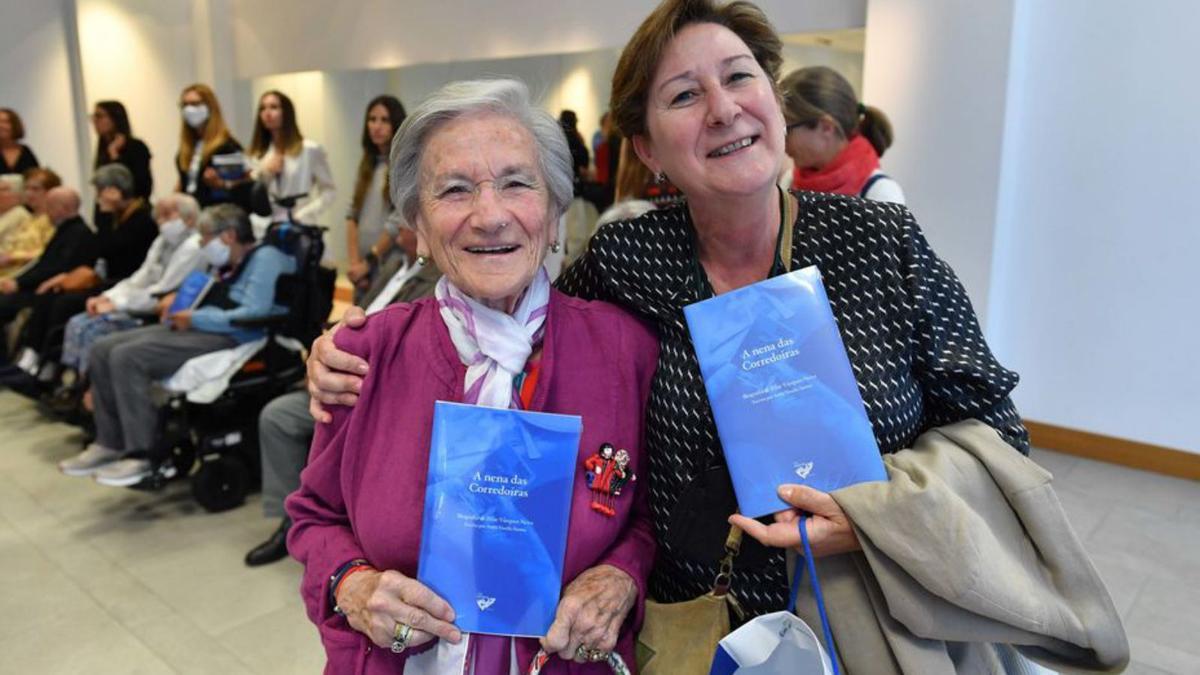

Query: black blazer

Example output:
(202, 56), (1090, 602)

(97, 137), (153, 199)
(1, 144), (38, 175)
(16, 216), (98, 292)
(175, 137), (247, 208)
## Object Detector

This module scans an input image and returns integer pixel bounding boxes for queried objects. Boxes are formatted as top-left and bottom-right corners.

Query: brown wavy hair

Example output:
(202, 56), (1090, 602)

(176, 83), (235, 172)
(610, 0), (782, 139)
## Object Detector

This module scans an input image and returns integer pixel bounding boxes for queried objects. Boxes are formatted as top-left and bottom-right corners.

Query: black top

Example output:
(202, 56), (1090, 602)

(1, 145), (38, 175)
(16, 216), (98, 292)
(94, 201), (157, 281)
(97, 137), (153, 199)
(556, 190), (1029, 616)
(175, 137), (245, 208)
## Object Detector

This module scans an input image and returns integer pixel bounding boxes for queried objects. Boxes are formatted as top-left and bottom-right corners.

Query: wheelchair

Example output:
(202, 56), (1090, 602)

(141, 215), (334, 512)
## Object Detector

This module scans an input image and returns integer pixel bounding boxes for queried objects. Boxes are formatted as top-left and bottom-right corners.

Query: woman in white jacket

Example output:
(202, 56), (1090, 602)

(247, 90), (336, 228)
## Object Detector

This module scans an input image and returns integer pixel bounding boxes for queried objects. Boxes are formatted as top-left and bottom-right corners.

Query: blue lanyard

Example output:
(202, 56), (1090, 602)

(787, 515), (841, 674)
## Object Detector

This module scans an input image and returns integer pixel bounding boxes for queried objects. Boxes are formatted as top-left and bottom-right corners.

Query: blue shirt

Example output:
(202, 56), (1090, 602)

(190, 245), (297, 343)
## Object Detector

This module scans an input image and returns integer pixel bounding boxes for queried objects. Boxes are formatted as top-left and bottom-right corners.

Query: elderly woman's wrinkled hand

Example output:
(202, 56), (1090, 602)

(337, 568), (462, 651)
(729, 484), (861, 557)
(541, 564), (637, 663)
(306, 306), (369, 423)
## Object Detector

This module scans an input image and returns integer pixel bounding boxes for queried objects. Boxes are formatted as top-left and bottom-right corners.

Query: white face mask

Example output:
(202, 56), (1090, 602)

(182, 103), (210, 129)
(159, 217), (188, 245)
(203, 238), (230, 268)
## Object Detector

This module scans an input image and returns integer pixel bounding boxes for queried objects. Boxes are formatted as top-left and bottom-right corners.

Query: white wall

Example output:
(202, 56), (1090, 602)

(0, 1), (87, 192)
(76, 0), (196, 201)
(862, 0), (1017, 323)
(229, 0), (865, 79)
(988, 0), (1200, 453)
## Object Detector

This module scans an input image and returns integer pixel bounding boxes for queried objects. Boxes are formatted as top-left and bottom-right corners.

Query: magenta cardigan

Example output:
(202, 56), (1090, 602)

(286, 289), (659, 674)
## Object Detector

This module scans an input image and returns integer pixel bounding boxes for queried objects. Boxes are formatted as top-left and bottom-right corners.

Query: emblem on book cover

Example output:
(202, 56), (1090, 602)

(476, 594), (497, 611)
(793, 461), (814, 480)
(584, 443), (636, 517)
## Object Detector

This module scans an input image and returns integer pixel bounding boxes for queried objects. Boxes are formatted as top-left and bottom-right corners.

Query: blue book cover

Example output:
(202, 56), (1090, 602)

(683, 266), (887, 518)
(418, 401), (582, 637)
(166, 270), (214, 315)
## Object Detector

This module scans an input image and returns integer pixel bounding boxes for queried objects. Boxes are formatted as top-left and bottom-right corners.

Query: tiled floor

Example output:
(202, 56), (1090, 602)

(1, 389), (1197, 673)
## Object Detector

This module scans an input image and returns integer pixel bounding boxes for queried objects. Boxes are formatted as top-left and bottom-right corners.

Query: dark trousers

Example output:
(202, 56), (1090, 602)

(0, 290), (38, 362)
(21, 289), (96, 358)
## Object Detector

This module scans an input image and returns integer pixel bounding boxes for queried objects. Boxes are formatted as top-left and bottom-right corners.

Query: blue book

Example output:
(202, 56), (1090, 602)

(166, 270), (215, 315)
(683, 266), (887, 518)
(418, 401), (582, 637)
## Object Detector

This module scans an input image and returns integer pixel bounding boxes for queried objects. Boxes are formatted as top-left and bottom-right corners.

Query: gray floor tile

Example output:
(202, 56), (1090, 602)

(1126, 578), (1200, 661)
(1086, 505), (1200, 589)
(1029, 447), (1080, 481)
(1061, 456), (1199, 518)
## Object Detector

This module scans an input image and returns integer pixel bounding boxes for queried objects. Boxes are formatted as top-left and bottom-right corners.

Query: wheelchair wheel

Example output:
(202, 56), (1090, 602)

(191, 455), (250, 513)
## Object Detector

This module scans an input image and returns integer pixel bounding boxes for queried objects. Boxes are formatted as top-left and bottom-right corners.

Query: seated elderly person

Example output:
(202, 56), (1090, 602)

(0, 187), (96, 363)
(0, 168), (60, 278)
(286, 79), (658, 673)
(58, 203), (296, 485)
(38, 193), (208, 409)
(2, 165), (157, 385)
(0, 174), (33, 269)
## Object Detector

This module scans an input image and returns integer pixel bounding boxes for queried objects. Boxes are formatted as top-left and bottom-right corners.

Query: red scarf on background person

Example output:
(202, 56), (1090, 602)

(792, 134), (880, 196)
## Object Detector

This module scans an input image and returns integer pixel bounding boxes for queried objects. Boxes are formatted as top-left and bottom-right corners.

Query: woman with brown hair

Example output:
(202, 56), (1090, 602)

(345, 95), (406, 303)
(782, 66), (905, 204)
(0, 108), (39, 175)
(247, 89), (336, 225)
(306, 1), (1126, 671)
(174, 83), (246, 208)
(91, 100), (153, 199)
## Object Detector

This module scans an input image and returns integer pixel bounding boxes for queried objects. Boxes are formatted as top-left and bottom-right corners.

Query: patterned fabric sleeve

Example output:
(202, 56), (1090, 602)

(554, 230), (613, 302)
(901, 209), (1031, 454)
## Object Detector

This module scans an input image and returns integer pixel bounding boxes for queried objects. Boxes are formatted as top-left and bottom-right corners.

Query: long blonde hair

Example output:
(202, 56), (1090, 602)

(176, 83), (235, 172)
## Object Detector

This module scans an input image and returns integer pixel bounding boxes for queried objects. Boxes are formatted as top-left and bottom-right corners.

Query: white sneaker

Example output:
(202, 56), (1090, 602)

(93, 458), (154, 487)
(59, 444), (123, 476)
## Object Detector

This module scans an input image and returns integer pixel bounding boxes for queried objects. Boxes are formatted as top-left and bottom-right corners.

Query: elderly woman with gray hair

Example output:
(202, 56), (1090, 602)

(1, 164), (159, 387)
(42, 193), (209, 411)
(286, 78), (658, 674)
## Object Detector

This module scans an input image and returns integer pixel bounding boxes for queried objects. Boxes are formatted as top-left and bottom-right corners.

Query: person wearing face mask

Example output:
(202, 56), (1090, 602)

(59, 203), (296, 484)
(0, 165), (158, 390)
(247, 90), (336, 229)
(175, 83), (248, 208)
(41, 194), (208, 411)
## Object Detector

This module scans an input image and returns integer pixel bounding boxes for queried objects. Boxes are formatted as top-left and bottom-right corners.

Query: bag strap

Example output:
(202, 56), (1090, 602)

(778, 187), (796, 273)
(859, 173), (890, 198)
(787, 515), (841, 674)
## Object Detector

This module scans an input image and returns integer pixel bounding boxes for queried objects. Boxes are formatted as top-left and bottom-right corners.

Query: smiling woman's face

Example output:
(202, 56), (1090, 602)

(633, 22), (786, 203)
(414, 112), (553, 313)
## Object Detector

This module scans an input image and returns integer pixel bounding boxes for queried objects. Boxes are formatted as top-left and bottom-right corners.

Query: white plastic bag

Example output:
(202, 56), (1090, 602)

(709, 610), (834, 675)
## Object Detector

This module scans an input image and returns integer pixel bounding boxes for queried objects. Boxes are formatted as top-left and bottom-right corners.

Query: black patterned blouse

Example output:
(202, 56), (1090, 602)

(556, 190), (1029, 616)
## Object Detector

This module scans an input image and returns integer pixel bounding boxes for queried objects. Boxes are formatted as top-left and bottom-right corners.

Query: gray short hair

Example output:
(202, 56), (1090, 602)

(157, 192), (201, 227)
(0, 173), (24, 195)
(198, 203), (254, 243)
(389, 78), (574, 228)
(92, 164), (135, 198)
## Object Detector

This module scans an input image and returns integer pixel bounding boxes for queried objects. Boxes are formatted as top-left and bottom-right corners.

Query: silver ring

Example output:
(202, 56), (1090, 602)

(391, 622), (413, 653)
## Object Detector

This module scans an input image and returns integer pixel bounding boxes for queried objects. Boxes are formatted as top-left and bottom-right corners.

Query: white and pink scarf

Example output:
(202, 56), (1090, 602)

(435, 267), (551, 409)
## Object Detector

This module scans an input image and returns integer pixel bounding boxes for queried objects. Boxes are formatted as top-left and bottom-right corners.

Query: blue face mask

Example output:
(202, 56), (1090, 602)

(204, 238), (230, 268)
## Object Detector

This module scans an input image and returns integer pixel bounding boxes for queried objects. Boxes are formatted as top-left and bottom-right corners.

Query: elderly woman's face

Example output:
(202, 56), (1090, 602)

(415, 112), (553, 313)
(634, 22), (785, 201)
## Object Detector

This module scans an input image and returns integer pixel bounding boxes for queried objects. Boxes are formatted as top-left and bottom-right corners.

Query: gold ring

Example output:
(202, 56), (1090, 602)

(576, 645), (608, 662)
(391, 622), (413, 654)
